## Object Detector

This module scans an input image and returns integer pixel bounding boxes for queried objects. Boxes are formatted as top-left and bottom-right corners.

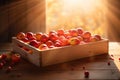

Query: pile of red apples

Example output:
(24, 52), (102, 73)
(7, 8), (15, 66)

(16, 28), (102, 50)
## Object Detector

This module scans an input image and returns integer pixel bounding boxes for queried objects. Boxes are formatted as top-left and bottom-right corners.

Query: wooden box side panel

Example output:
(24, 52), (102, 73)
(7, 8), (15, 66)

(42, 40), (108, 67)
(12, 37), (41, 66)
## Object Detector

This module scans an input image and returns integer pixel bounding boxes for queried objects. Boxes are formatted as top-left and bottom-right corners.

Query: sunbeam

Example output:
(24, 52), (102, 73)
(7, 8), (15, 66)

(46, 0), (108, 38)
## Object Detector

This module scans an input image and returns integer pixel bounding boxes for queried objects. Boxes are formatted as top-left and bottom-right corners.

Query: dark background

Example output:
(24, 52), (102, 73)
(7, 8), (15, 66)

(0, 0), (120, 42)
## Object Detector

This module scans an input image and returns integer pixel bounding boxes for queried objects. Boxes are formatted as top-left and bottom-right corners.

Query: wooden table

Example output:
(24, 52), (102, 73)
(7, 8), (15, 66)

(0, 42), (120, 80)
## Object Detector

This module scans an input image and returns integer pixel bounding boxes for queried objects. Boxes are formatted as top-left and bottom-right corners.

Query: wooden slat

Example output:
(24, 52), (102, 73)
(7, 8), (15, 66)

(0, 42), (120, 80)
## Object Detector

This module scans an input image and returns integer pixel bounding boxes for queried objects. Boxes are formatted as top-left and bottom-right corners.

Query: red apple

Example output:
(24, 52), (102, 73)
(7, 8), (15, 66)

(59, 36), (66, 41)
(69, 37), (80, 45)
(46, 40), (54, 48)
(49, 45), (55, 48)
(77, 36), (83, 41)
(40, 34), (49, 43)
(89, 36), (98, 42)
(35, 32), (43, 41)
(69, 29), (78, 37)
(61, 39), (69, 46)
(59, 36), (69, 46)
(11, 54), (21, 63)
(94, 34), (102, 40)
(26, 32), (36, 40)
(1, 54), (7, 60)
(83, 38), (90, 42)
(21, 37), (29, 43)
(39, 44), (48, 50)
(29, 40), (41, 48)
(49, 33), (58, 42)
(82, 31), (91, 39)
(0, 62), (4, 69)
(57, 29), (65, 36)
(77, 28), (83, 35)
(54, 41), (61, 47)
(49, 30), (57, 36)
(84, 70), (89, 78)
(16, 32), (26, 40)
(64, 31), (71, 39)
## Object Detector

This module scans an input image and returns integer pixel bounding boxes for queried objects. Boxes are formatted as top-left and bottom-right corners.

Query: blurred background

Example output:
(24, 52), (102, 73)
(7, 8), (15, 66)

(0, 0), (120, 42)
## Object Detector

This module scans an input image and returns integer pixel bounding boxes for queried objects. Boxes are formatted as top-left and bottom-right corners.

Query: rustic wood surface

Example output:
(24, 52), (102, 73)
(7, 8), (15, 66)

(0, 42), (120, 80)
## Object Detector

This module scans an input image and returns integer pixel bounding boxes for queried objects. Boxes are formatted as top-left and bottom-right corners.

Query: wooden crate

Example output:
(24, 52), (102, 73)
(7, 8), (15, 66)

(12, 37), (109, 67)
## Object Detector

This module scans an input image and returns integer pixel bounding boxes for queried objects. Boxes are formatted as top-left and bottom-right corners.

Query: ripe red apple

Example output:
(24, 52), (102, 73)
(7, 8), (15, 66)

(49, 45), (55, 48)
(82, 31), (91, 39)
(49, 33), (58, 42)
(29, 40), (41, 48)
(1, 54), (7, 60)
(83, 38), (90, 42)
(49, 30), (57, 36)
(57, 29), (65, 36)
(69, 37), (80, 45)
(40, 34), (49, 43)
(11, 54), (21, 63)
(39, 44), (48, 50)
(77, 36), (83, 41)
(89, 36), (98, 42)
(46, 40), (54, 48)
(69, 29), (78, 37)
(77, 28), (83, 35)
(26, 32), (36, 40)
(64, 31), (71, 39)
(61, 38), (69, 46)
(21, 37), (29, 43)
(54, 41), (61, 47)
(59, 36), (66, 41)
(0, 62), (4, 69)
(35, 32), (43, 41)
(16, 32), (26, 40)
(84, 70), (89, 78)
(94, 34), (102, 41)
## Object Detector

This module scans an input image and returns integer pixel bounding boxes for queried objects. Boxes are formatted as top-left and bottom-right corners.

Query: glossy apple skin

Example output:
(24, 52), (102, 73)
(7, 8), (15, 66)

(26, 32), (36, 40)
(77, 36), (83, 41)
(57, 29), (65, 36)
(0, 62), (4, 69)
(69, 37), (80, 45)
(49, 30), (57, 36)
(77, 28), (83, 35)
(94, 34), (102, 40)
(69, 29), (78, 37)
(39, 44), (48, 50)
(64, 31), (71, 38)
(84, 70), (89, 78)
(29, 40), (41, 48)
(16, 32), (26, 40)
(61, 39), (69, 46)
(46, 40), (54, 48)
(35, 32), (43, 41)
(49, 33), (58, 42)
(82, 31), (91, 39)
(21, 37), (29, 43)
(40, 34), (49, 43)
(1, 54), (7, 60)
(11, 54), (21, 63)
(54, 42), (61, 47)
(89, 36), (98, 42)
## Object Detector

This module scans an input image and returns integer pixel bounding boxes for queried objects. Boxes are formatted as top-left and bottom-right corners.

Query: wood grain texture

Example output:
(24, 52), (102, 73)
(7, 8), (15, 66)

(0, 42), (120, 80)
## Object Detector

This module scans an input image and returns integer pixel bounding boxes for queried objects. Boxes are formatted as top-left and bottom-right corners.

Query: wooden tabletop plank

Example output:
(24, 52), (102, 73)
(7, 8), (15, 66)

(0, 42), (120, 80)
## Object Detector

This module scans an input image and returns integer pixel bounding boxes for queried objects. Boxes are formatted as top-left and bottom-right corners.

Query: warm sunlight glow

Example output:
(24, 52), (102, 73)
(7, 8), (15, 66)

(46, 0), (108, 37)
(62, 0), (101, 14)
